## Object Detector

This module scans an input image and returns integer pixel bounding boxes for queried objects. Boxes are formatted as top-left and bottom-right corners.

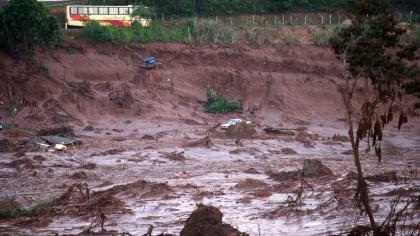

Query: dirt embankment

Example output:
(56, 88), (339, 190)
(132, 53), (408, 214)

(0, 40), (364, 130)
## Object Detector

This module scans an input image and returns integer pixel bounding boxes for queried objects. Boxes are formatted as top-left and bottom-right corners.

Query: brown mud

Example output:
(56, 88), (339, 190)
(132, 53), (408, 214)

(0, 41), (419, 235)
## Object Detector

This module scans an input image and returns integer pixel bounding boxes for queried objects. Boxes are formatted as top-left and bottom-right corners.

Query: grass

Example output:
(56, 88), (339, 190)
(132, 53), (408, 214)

(80, 16), (348, 46)
(312, 28), (333, 46)
(0, 202), (51, 219)
(284, 33), (298, 45)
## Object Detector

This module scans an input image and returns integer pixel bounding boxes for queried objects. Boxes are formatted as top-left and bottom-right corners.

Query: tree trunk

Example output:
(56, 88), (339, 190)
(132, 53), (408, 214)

(346, 78), (378, 233)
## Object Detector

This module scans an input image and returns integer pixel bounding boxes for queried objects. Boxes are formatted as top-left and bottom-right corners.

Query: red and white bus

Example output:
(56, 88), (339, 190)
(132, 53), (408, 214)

(66, 5), (151, 28)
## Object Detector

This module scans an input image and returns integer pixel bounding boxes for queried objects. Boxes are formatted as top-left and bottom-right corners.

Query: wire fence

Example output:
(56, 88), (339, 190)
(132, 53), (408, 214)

(160, 11), (420, 27)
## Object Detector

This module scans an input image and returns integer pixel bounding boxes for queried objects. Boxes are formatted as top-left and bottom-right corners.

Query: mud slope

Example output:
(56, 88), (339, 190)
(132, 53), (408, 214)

(0, 41), (357, 128)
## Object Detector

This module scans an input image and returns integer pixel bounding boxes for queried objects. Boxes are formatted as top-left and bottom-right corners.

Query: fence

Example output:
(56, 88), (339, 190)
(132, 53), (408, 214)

(159, 11), (420, 27)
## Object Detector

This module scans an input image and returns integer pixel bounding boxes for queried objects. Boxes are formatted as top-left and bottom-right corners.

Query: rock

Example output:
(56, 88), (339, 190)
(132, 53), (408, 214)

(244, 168), (260, 174)
(281, 148), (298, 155)
(342, 149), (353, 155)
(141, 134), (155, 140)
(234, 178), (268, 190)
(302, 159), (333, 177)
(180, 204), (248, 236)
(83, 125), (95, 132)
(271, 159), (333, 181)
(331, 134), (349, 142)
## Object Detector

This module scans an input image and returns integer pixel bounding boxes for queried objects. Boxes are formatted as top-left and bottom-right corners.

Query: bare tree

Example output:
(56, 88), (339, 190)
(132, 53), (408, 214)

(330, 0), (419, 234)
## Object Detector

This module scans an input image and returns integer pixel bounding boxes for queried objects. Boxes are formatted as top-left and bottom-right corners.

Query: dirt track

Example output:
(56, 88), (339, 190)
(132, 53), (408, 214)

(0, 42), (419, 235)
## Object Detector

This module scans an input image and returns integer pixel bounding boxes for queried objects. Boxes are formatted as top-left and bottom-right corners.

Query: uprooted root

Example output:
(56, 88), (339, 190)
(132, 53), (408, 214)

(349, 188), (420, 236)
(379, 188), (420, 235)
(83, 212), (106, 234)
(54, 183), (90, 206)
(286, 178), (314, 210)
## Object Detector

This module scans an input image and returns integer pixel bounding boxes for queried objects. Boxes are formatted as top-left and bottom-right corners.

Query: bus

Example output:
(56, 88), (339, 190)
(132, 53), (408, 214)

(65, 5), (151, 29)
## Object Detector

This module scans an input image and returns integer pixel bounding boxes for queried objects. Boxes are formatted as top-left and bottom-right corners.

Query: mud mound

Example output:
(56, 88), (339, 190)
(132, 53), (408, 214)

(0, 139), (16, 153)
(101, 180), (173, 199)
(281, 148), (298, 155)
(37, 126), (76, 136)
(271, 159), (333, 181)
(180, 204), (249, 236)
(235, 178), (268, 190)
(225, 123), (256, 140)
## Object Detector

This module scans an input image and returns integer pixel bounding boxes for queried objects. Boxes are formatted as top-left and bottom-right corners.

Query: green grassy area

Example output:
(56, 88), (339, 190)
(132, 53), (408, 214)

(79, 16), (343, 46)
(0, 202), (52, 219)
(204, 88), (243, 114)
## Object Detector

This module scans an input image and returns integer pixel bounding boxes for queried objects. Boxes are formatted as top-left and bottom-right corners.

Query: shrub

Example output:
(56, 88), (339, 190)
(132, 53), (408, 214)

(312, 28), (333, 46)
(0, 202), (51, 219)
(192, 19), (236, 44)
(284, 33), (298, 44)
(82, 20), (189, 44)
(0, 0), (62, 55)
(416, 26), (420, 46)
(204, 88), (243, 114)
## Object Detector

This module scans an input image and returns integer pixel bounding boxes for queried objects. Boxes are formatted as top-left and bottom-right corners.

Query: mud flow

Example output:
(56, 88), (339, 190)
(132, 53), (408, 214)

(0, 42), (419, 235)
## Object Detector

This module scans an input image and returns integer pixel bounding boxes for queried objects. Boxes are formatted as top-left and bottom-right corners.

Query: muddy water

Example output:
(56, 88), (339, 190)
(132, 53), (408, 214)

(0, 121), (419, 236)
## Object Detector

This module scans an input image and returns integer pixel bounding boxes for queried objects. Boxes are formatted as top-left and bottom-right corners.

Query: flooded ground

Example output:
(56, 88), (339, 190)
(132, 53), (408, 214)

(1, 118), (419, 236)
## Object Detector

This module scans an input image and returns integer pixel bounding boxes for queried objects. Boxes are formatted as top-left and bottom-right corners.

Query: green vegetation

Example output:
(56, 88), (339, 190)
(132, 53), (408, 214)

(81, 16), (342, 46)
(85, 0), (420, 16)
(132, 4), (156, 19)
(0, 202), (51, 219)
(312, 27), (335, 46)
(284, 33), (298, 45)
(82, 21), (190, 44)
(191, 18), (236, 44)
(204, 88), (243, 114)
(0, 0), (62, 55)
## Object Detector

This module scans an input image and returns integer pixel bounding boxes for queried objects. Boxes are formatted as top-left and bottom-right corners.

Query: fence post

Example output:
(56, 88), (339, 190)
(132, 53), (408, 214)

(321, 15), (324, 25)
(230, 16), (233, 25)
(275, 16), (277, 25)
(329, 14), (332, 24)
(253, 15), (255, 26)
(290, 15), (293, 25)
(410, 10), (413, 23)
(216, 16), (218, 24)
(283, 15), (285, 25)
(304, 15), (307, 25)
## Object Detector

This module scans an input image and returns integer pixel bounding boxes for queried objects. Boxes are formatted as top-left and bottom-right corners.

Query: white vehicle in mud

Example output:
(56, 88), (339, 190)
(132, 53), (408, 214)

(220, 119), (251, 129)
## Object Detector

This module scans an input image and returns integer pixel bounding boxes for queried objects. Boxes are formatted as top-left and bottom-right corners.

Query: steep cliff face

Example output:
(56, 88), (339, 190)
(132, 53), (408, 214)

(0, 41), (367, 129)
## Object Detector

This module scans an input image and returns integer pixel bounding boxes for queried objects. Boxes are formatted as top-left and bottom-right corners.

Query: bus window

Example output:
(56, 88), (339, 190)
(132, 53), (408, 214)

(119, 8), (129, 15)
(78, 7), (88, 15)
(98, 7), (108, 15)
(89, 7), (98, 15)
(70, 7), (77, 14)
(129, 7), (133, 14)
(109, 7), (119, 15)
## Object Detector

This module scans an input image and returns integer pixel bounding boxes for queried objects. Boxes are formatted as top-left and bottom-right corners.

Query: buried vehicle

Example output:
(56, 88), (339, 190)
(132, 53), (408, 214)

(220, 119), (251, 129)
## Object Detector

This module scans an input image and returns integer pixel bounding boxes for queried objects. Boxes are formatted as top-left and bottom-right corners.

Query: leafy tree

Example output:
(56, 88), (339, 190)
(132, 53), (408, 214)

(0, 0), (62, 55)
(132, 4), (156, 19)
(330, 0), (419, 234)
